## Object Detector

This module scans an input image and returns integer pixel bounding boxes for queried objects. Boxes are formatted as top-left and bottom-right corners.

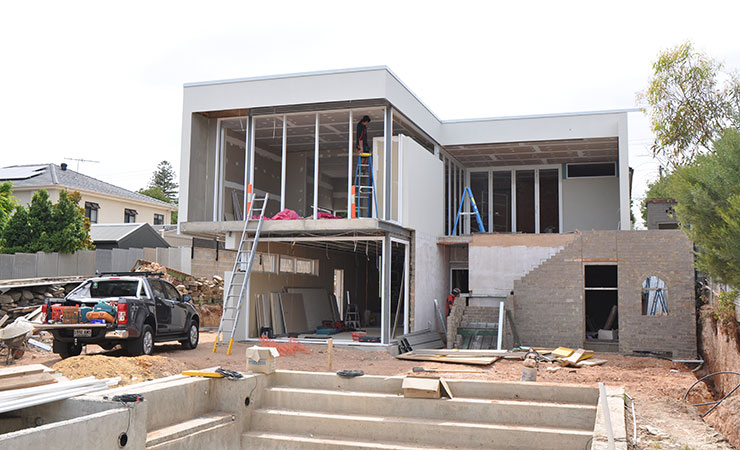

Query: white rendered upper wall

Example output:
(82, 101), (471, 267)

(180, 67), (634, 230)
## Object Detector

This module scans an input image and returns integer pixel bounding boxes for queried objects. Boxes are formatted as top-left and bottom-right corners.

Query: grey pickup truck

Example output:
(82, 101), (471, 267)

(40, 272), (200, 358)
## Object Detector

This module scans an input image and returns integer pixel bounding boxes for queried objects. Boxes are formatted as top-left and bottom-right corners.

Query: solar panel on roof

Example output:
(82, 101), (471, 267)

(0, 166), (46, 181)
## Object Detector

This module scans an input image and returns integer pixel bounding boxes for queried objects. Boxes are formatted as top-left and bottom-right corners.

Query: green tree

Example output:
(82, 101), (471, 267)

(0, 189), (93, 254)
(147, 161), (178, 202)
(638, 42), (740, 167)
(137, 185), (171, 204)
(27, 189), (54, 250)
(660, 130), (740, 289)
(0, 182), (17, 233)
(46, 190), (94, 253)
(0, 206), (31, 253)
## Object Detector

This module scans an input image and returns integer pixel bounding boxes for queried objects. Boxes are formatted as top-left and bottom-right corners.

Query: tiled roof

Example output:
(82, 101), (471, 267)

(0, 164), (175, 209)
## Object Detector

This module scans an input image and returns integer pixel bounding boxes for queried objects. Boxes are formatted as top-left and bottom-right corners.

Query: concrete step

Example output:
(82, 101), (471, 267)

(270, 371), (598, 405)
(250, 408), (593, 450)
(146, 411), (236, 448)
(584, 339), (620, 353)
(242, 431), (459, 449)
(261, 386), (596, 430)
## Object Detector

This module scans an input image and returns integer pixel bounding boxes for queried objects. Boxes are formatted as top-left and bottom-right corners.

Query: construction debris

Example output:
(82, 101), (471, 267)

(257, 336), (312, 356)
(396, 349), (501, 365)
(134, 260), (224, 303)
(396, 328), (444, 353)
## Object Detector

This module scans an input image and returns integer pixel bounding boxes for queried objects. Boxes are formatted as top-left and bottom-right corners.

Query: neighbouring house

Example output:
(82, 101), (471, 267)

(0, 163), (177, 226)
(645, 198), (679, 230)
(90, 223), (171, 250)
(177, 66), (696, 357)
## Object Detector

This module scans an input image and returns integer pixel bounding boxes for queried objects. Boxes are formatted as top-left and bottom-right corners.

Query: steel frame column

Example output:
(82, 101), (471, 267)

(314, 113), (319, 220)
(381, 234), (392, 344)
(280, 114), (287, 211)
(347, 111), (353, 215)
(384, 107), (393, 221)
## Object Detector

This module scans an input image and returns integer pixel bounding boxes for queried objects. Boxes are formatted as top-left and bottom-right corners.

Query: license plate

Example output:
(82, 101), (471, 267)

(73, 329), (92, 338)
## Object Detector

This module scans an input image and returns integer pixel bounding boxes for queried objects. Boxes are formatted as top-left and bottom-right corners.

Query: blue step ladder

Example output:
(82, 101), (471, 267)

(452, 187), (486, 235)
(353, 152), (379, 218)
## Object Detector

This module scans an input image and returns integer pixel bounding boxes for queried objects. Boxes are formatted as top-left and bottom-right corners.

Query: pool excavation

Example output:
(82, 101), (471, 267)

(0, 369), (626, 450)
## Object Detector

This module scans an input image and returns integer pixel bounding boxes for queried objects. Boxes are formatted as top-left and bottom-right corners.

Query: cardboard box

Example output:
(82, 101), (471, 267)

(402, 376), (441, 398)
(245, 346), (280, 374)
(597, 329), (618, 340)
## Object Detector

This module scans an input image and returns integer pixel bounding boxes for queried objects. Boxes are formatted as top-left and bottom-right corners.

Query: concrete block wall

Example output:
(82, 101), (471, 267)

(510, 230), (697, 358)
(191, 247), (237, 279)
(616, 230), (696, 358)
(512, 236), (585, 349)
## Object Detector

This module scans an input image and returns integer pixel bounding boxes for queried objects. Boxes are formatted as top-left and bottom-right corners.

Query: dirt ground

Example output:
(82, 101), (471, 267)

(15, 331), (736, 449)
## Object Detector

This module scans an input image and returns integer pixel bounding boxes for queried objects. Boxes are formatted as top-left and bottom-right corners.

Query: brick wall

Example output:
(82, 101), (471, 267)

(511, 230), (697, 358)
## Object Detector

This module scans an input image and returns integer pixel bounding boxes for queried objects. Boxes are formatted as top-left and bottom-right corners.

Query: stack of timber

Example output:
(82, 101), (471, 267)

(0, 364), (57, 392)
(396, 329), (444, 354)
(396, 349), (512, 365)
(0, 370), (120, 414)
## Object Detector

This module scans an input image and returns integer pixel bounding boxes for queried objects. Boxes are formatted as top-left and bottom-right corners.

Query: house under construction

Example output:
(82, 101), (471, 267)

(178, 67), (696, 358)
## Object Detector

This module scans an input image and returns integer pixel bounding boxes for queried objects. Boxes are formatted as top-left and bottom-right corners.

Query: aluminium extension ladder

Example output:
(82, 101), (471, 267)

(213, 192), (269, 355)
(353, 152), (379, 218)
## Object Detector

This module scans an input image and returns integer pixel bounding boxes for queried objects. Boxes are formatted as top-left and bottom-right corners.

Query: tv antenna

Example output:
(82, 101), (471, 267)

(64, 157), (100, 172)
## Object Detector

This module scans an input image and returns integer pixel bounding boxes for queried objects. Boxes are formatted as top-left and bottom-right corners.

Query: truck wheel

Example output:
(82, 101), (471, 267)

(128, 325), (154, 356)
(180, 320), (199, 350)
(56, 340), (83, 359)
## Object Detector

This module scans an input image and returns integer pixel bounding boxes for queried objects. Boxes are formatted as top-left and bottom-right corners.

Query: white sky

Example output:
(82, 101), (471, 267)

(2, 1), (739, 228)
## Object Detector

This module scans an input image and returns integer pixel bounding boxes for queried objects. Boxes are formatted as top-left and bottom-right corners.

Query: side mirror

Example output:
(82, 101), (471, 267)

(183, 294), (192, 302)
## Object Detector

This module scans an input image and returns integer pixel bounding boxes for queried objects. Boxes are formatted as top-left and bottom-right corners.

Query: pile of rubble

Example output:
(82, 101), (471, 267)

(135, 261), (224, 303)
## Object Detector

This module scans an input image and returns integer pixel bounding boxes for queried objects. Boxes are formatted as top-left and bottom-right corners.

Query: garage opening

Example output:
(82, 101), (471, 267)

(245, 237), (408, 344)
(584, 265), (618, 340)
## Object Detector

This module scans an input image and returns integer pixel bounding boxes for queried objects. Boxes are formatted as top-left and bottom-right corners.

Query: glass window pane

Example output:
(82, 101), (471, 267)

(492, 171), (511, 232)
(470, 172), (489, 232)
(516, 170), (535, 233)
(539, 169), (559, 233)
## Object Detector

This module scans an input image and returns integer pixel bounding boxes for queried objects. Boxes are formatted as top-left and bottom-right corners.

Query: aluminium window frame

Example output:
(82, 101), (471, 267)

(466, 164), (563, 234)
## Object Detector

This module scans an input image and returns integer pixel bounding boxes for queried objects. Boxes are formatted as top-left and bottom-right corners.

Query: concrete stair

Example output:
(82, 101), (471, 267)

(146, 411), (236, 449)
(242, 370), (598, 449)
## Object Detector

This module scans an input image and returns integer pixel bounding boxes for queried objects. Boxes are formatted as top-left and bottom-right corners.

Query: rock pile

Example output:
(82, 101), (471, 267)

(135, 261), (224, 303)
(0, 283), (77, 319)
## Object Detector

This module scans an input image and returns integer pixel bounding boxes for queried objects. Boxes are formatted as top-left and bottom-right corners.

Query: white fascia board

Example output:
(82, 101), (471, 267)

(440, 111), (629, 145)
(179, 107), (192, 231)
(183, 68), (388, 115)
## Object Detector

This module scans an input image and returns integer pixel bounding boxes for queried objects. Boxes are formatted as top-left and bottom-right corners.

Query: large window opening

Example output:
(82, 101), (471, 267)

(456, 167), (560, 235)
(585, 265), (618, 340)
(218, 117), (247, 220)
(492, 171), (512, 232)
(539, 169), (559, 233)
(470, 172), (489, 232)
(515, 170), (535, 233)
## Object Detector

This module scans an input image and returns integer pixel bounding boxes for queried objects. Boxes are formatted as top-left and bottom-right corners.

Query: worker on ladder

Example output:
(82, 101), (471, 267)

(356, 115), (371, 154)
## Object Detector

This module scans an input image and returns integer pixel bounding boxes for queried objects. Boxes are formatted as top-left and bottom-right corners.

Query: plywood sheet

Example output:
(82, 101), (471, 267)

(280, 293), (308, 334)
(0, 372), (56, 391)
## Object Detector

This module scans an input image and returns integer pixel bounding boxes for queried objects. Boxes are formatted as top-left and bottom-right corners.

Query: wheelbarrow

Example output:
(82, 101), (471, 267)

(0, 323), (32, 365)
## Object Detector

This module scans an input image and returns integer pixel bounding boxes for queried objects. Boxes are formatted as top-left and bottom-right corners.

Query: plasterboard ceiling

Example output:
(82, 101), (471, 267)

(445, 137), (618, 167)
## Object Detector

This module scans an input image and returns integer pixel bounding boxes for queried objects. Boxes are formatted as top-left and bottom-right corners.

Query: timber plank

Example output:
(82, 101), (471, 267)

(0, 372), (56, 391)
(0, 364), (49, 380)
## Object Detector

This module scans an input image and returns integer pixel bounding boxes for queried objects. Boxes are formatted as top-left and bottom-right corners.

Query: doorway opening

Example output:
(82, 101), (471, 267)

(585, 265), (618, 340)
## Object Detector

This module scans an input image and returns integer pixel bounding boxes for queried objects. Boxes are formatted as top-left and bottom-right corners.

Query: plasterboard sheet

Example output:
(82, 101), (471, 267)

(286, 287), (334, 330)
(279, 293), (308, 334)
